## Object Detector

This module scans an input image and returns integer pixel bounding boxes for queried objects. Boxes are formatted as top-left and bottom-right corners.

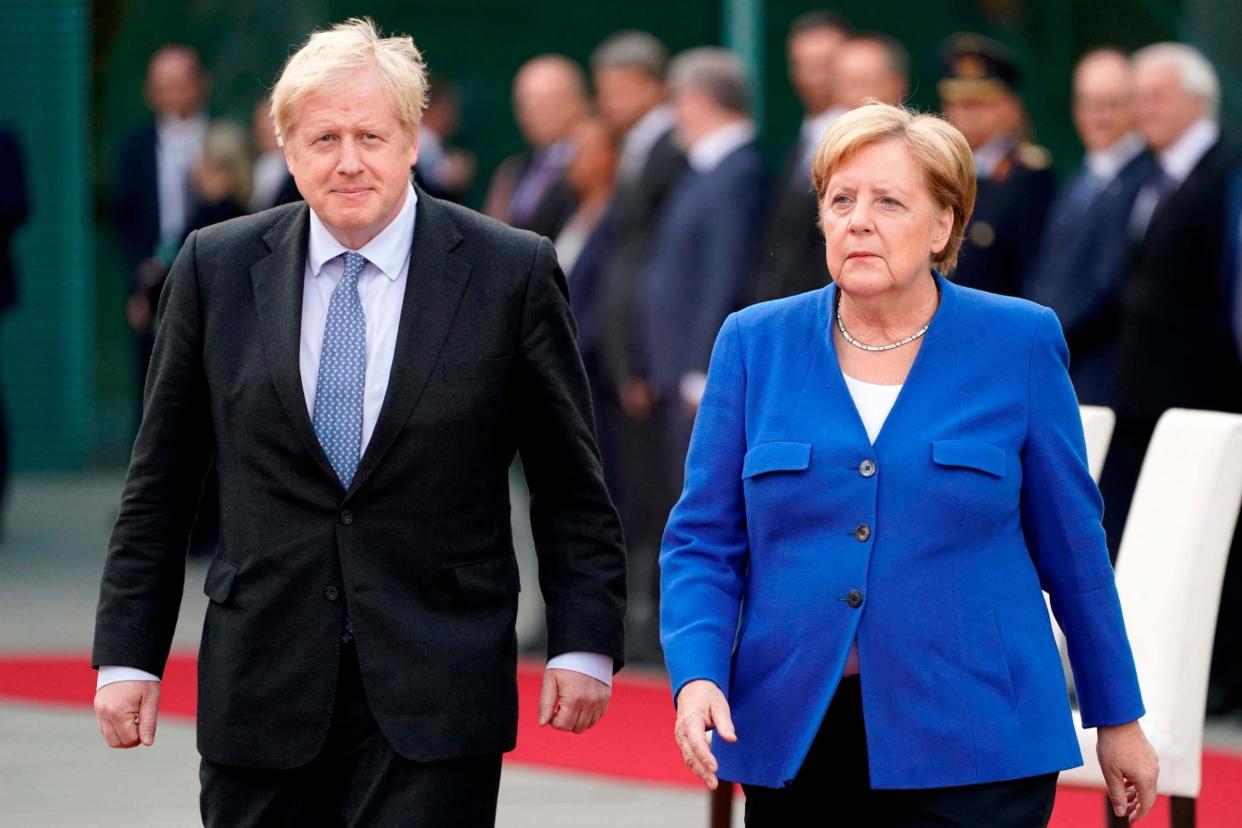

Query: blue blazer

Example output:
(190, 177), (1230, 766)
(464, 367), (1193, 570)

(660, 274), (1144, 790)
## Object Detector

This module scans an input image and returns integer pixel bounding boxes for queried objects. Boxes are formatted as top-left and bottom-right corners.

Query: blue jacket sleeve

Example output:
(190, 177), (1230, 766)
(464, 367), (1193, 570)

(1021, 307), (1145, 727)
(660, 314), (749, 702)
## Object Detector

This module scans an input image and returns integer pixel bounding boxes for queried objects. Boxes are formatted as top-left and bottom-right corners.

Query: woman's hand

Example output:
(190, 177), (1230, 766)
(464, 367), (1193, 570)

(1096, 720), (1159, 822)
(674, 679), (737, 789)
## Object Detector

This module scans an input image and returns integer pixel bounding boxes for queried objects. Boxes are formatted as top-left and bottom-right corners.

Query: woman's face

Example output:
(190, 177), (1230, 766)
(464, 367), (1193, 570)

(820, 138), (953, 299)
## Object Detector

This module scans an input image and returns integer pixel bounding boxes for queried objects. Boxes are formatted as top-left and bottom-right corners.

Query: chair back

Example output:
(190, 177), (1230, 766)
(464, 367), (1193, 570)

(1079, 405), (1115, 481)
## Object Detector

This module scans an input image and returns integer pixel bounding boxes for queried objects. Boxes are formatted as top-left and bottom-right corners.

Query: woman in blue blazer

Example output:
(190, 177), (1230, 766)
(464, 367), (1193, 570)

(660, 103), (1158, 825)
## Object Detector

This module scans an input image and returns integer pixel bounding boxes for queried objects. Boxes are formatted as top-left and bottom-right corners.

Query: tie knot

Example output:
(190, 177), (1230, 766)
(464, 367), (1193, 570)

(341, 251), (367, 282)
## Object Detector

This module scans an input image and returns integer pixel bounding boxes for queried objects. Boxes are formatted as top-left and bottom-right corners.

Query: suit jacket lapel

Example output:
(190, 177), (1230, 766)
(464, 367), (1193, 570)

(250, 203), (342, 485)
(347, 189), (472, 497)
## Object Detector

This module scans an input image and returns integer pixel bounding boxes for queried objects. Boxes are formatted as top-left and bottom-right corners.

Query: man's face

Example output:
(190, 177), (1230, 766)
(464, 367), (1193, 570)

(942, 93), (1010, 150)
(1134, 61), (1205, 152)
(283, 70), (418, 249)
(146, 50), (207, 120)
(1072, 54), (1136, 153)
(513, 62), (586, 149)
(834, 41), (906, 110)
(788, 28), (847, 115)
(594, 66), (664, 135)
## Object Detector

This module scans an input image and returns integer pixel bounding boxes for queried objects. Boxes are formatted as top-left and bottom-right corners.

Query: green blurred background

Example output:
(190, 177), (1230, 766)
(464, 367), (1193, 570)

(0, 0), (1238, 471)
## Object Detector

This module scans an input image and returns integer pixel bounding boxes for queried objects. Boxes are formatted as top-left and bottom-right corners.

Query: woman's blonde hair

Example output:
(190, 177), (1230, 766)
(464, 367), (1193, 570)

(270, 17), (428, 146)
(199, 120), (253, 205)
(810, 102), (976, 274)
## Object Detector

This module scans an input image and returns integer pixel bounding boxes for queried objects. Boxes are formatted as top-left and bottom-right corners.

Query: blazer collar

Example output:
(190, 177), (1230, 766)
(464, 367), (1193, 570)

(250, 188), (472, 496)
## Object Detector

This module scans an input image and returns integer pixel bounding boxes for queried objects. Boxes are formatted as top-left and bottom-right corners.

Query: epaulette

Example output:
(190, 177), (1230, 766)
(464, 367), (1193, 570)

(1016, 143), (1052, 170)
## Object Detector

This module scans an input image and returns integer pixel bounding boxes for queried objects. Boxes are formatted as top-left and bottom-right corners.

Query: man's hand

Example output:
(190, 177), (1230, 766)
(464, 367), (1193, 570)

(94, 680), (160, 748)
(1097, 720), (1159, 822)
(537, 668), (610, 734)
(674, 679), (736, 790)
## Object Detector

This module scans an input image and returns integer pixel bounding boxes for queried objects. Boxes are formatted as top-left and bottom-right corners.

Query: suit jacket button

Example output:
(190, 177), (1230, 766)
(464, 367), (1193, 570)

(324, 586), (340, 601)
(845, 589), (864, 608)
(340, 510), (354, 526)
(854, 523), (871, 542)
(859, 460), (877, 477)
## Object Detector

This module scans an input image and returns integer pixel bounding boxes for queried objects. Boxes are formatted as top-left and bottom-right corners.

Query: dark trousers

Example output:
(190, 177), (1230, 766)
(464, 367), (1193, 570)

(742, 678), (1058, 827)
(200, 642), (502, 827)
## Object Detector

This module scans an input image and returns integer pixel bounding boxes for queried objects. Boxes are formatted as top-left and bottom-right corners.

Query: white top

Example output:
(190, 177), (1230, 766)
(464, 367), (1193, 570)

(841, 373), (902, 677)
(843, 374), (902, 444)
(155, 112), (207, 248)
(1084, 131), (1146, 184)
(799, 105), (845, 170)
(250, 150), (290, 212)
(99, 185), (612, 690)
(687, 119), (756, 173)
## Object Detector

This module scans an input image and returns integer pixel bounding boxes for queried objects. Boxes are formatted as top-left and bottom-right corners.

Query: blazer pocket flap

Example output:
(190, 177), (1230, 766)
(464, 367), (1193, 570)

(443, 356), (512, 383)
(451, 555), (521, 605)
(742, 441), (813, 479)
(203, 557), (239, 604)
(932, 440), (1006, 477)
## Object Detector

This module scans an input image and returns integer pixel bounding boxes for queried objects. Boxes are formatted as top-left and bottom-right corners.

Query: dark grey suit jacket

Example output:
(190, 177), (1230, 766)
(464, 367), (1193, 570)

(93, 189), (626, 769)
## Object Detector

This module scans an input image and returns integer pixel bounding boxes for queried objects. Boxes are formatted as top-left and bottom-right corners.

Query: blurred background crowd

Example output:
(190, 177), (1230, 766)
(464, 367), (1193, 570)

(2, 0), (1242, 718)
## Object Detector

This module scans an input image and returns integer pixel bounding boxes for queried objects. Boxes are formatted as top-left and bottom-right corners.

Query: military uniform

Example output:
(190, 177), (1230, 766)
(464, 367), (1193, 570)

(939, 34), (1056, 297)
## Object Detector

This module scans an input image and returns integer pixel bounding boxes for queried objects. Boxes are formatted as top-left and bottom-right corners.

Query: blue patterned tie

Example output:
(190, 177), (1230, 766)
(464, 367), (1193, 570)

(313, 251), (367, 489)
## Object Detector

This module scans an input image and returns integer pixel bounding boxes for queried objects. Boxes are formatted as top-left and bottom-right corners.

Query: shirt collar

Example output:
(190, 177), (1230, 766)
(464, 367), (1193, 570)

(1084, 131), (1146, 182)
(803, 106), (844, 145)
(973, 135), (1016, 179)
(688, 119), (757, 173)
(308, 183), (418, 281)
(156, 112), (207, 141)
(1158, 118), (1219, 184)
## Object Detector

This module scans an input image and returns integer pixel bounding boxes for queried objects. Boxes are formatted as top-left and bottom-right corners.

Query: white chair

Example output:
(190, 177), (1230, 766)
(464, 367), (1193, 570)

(1046, 406), (1116, 682)
(1059, 409), (1242, 827)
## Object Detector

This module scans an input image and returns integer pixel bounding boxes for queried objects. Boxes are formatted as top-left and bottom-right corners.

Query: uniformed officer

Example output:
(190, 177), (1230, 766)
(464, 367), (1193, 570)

(938, 33), (1055, 297)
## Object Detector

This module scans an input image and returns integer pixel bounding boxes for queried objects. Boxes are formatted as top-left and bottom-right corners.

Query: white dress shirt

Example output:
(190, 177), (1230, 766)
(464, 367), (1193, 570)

(1084, 131), (1145, 184)
(155, 112), (207, 248)
(1130, 118), (1220, 238)
(799, 105), (845, 171)
(250, 150), (290, 213)
(686, 119), (757, 173)
(617, 104), (675, 182)
(99, 184), (612, 689)
(840, 373), (903, 676)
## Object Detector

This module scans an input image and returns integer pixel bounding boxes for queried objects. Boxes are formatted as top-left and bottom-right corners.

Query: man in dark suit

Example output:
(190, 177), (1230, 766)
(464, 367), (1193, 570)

(751, 12), (850, 304)
(637, 48), (767, 506)
(939, 34), (1056, 298)
(1218, 163), (1242, 717)
(0, 126), (28, 532)
(482, 54), (586, 240)
(586, 30), (686, 664)
(112, 45), (210, 401)
(1024, 49), (1151, 407)
(92, 20), (625, 826)
(1104, 43), (1242, 558)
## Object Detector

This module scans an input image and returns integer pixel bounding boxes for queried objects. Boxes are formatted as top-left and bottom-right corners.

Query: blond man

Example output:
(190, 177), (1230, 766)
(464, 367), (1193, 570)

(92, 19), (625, 826)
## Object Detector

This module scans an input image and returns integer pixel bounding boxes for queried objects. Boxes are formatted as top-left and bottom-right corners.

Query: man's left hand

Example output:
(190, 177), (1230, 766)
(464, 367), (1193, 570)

(538, 668), (611, 733)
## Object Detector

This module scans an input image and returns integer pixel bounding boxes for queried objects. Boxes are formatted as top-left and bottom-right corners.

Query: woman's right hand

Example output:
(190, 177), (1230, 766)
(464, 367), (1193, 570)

(674, 679), (737, 789)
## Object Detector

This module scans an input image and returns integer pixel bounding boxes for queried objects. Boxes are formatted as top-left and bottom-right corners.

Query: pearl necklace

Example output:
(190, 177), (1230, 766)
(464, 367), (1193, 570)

(836, 303), (932, 352)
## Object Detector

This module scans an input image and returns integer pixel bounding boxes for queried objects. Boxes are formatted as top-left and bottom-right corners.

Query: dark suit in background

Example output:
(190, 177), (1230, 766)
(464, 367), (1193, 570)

(486, 147), (576, 240)
(1104, 137), (1242, 560)
(751, 140), (828, 303)
(1024, 149), (1152, 406)
(954, 142), (1056, 297)
(637, 140), (767, 493)
(0, 127), (29, 528)
(93, 192), (626, 818)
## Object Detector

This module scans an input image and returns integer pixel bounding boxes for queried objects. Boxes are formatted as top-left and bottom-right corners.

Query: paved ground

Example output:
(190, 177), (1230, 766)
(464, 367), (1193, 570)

(0, 471), (735, 827)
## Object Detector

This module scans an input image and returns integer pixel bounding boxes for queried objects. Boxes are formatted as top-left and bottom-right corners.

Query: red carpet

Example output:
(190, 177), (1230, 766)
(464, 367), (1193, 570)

(3, 652), (1241, 826)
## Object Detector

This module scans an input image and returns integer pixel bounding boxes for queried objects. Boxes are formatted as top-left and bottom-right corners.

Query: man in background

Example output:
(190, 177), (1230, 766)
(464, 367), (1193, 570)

(832, 33), (910, 111)
(112, 45), (210, 400)
(751, 11), (849, 304)
(635, 48), (767, 548)
(248, 97), (300, 212)
(588, 30), (686, 665)
(483, 54), (587, 239)
(415, 75), (476, 203)
(0, 126), (28, 535)
(1023, 48), (1150, 407)
(939, 33), (1055, 297)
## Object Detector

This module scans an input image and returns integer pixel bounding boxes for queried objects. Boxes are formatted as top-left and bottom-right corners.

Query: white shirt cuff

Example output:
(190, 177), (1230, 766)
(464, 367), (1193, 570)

(97, 666), (161, 690)
(546, 651), (613, 686)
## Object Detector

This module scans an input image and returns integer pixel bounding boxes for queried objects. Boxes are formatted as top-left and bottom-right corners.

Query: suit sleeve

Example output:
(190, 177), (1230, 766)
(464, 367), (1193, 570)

(1020, 306), (1144, 727)
(92, 230), (215, 675)
(660, 315), (749, 702)
(516, 237), (627, 670)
